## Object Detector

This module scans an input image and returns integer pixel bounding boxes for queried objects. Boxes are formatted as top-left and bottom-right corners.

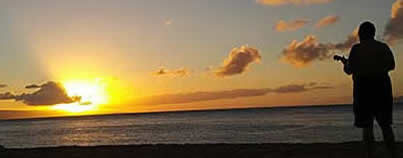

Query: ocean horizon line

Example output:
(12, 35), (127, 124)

(0, 103), (355, 122)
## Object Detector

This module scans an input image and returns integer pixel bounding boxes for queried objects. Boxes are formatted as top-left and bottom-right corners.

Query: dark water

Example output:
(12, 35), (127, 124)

(0, 104), (402, 148)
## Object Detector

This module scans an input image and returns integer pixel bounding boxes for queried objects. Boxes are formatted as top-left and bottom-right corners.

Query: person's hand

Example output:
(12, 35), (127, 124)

(333, 55), (348, 65)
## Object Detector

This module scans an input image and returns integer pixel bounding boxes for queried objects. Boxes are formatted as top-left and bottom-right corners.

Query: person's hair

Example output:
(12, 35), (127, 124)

(358, 21), (376, 40)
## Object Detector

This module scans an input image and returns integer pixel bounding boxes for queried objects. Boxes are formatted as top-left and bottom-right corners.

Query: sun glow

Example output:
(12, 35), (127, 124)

(52, 79), (109, 113)
(52, 103), (97, 113)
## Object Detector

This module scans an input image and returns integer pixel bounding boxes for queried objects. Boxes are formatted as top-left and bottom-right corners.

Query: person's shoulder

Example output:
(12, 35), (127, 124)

(374, 40), (389, 47)
(351, 43), (361, 49)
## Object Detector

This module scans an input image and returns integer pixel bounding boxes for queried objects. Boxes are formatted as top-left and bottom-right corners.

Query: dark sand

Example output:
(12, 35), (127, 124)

(1, 142), (401, 158)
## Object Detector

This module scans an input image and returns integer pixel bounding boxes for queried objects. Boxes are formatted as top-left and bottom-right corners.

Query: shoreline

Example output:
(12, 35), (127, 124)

(1, 142), (401, 158)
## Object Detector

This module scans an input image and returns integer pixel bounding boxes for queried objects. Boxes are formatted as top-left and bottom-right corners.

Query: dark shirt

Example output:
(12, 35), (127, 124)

(346, 39), (395, 80)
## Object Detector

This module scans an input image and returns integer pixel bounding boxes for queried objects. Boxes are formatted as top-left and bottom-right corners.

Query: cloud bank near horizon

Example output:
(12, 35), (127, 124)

(132, 82), (332, 105)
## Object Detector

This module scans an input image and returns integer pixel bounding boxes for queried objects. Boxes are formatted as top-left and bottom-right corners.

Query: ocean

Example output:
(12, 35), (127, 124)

(0, 104), (402, 148)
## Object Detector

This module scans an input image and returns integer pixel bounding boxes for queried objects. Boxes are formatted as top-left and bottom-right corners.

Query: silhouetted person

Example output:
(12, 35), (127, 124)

(343, 21), (396, 158)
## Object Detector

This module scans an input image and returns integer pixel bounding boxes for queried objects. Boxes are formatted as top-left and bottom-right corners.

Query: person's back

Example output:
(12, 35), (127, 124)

(349, 40), (395, 79)
(349, 39), (395, 108)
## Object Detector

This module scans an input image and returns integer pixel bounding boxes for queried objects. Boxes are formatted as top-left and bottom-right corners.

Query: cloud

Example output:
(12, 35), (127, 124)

(281, 29), (358, 67)
(0, 81), (81, 106)
(215, 46), (261, 77)
(273, 83), (331, 93)
(333, 28), (359, 50)
(384, 0), (403, 44)
(25, 84), (41, 89)
(0, 92), (14, 100)
(257, 0), (332, 6)
(153, 67), (190, 77)
(281, 35), (333, 67)
(0, 84), (7, 88)
(315, 16), (340, 29)
(132, 82), (332, 105)
(274, 19), (310, 32)
(281, 0), (401, 67)
(164, 18), (173, 25)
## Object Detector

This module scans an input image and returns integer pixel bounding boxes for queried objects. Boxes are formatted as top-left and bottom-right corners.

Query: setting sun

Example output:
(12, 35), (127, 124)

(51, 79), (109, 113)
(52, 103), (97, 113)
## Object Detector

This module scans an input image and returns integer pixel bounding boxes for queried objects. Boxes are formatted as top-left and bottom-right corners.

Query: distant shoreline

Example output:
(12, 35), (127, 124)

(1, 142), (401, 158)
(0, 103), (354, 122)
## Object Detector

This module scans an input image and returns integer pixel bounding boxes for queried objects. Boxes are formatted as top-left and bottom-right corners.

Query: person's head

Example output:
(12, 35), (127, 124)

(358, 21), (376, 41)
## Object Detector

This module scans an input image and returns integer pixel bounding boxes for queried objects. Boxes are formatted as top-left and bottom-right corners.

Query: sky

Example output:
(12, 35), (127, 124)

(0, 0), (402, 119)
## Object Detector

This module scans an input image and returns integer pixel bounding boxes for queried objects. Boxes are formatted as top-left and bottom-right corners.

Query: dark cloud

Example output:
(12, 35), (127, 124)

(215, 46), (261, 77)
(153, 67), (190, 77)
(154, 68), (169, 76)
(0, 84), (7, 88)
(281, 29), (358, 67)
(384, 0), (403, 44)
(25, 84), (41, 89)
(273, 83), (331, 93)
(307, 82), (318, 86)
(134, 89), (271, 105)
(0, 92), (14, 100)
(132, 82), (332, 105)
(0, 81), (81, 106)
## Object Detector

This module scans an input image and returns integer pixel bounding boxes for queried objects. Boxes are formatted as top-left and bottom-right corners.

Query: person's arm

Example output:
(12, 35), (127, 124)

(384, 44), (395, 72)
(344, 46), (355, 75)
(344, 61), (352, 75)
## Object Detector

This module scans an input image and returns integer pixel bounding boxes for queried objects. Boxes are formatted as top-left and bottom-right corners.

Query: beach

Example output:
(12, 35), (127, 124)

(1, 142), (401, 158)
